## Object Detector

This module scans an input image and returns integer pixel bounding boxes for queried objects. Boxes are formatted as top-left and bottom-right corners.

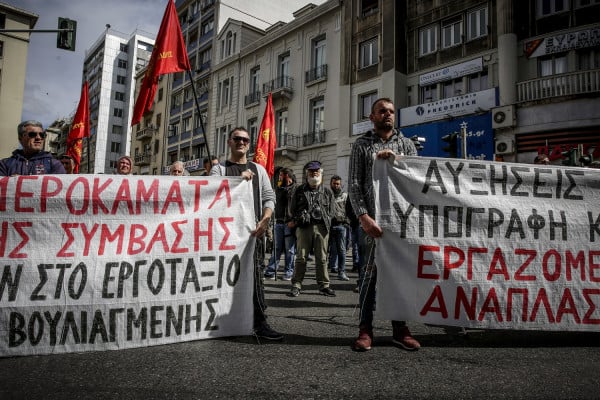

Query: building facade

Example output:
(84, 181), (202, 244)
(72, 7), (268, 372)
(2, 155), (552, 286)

(0, 2), (38, 158)
(82, 28), (155, 174)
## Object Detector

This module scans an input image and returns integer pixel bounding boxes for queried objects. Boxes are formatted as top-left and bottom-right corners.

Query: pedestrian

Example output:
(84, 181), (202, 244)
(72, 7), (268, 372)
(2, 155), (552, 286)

(169, 160), (188, 176)
(533, 154), (550, 165)
(202, 156), (219, 176)
(348, 97), (421, 351)
(59, 154), (76, 174)
(328, 175), (350, 281)
(210, 127), (283, 341)
(287, 160), (336, 297)
(0, 120), (66, 176)
(264, 167), (297, 281)
(116, 155), (133, 175)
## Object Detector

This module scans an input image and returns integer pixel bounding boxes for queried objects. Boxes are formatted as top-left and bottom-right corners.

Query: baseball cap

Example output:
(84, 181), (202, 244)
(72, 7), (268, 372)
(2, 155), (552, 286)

(306, 160), (321, 170)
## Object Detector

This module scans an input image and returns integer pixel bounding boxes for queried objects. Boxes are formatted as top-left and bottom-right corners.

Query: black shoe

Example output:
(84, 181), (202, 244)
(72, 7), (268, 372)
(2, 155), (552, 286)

(254, 323), (284, 341)
(288, 287), (300, 297)
(319, 287), (336, 297)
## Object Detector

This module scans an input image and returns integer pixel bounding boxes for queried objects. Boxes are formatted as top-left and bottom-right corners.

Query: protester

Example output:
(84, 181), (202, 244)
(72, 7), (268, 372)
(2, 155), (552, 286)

(348, 97), (420, 351)
(264, 167), (298, 281)
(169, 160), (188, 176)
(210, 127), (283, 341)
(0, 120), (66, 176)
(59, 154), (76, 174)
(328, 175), (350, 281)
(533, 154), (550, 165)
(116, 155), (133, 175)
(287, 160), (336, 297)
(202, 156), (219, 176)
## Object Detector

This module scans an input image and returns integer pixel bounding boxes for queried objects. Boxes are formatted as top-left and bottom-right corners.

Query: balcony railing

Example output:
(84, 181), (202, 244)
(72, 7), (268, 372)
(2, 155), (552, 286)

(305, 64), (328, 84)
(134, 153), (152, 166)
(302, 130), (327, 146)
(517, 69), (600, 103)
(135, 126), (157, 140)
(244, 91), (261, 106)
(263, 76), (294, 100)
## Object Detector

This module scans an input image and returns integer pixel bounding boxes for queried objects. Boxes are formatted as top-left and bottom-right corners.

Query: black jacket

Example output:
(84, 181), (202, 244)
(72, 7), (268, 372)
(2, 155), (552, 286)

(289, 183), (335, 232)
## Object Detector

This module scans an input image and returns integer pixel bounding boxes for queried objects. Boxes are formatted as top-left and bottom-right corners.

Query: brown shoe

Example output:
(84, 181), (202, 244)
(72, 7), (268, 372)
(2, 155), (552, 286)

(353, 325), (373, 351)
(392, 325), (420, 351)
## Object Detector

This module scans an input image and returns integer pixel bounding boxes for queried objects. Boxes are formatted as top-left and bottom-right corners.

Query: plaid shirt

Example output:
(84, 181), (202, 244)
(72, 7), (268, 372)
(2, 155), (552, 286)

(348, 128), (417, 219)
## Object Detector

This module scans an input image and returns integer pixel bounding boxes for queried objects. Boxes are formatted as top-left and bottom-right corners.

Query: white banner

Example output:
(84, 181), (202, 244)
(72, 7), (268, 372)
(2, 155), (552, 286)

(0, 174), (256, 357)
(373, 157), (600, 331)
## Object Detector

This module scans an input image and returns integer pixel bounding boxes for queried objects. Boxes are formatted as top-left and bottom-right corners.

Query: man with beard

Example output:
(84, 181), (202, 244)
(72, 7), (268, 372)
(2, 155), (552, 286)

(287, 161), (336, 297)
(348, 97), (421, 351)
(328, 175), (350, 281)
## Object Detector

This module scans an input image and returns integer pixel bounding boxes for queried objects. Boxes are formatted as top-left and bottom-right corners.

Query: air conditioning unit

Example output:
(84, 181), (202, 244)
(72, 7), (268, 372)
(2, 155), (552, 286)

(495, 139), (515, 155)
(492, 105), (516, 129)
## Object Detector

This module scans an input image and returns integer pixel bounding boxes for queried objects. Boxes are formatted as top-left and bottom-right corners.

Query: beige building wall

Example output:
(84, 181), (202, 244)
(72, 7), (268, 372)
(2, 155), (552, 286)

(0, 3), (38, 158)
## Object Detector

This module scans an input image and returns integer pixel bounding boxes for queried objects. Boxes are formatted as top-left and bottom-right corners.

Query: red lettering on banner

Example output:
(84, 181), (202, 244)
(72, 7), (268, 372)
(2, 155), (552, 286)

(9, 222), (32, 258)
(145, 223), (170, 253)
(420, 285), (448, 318)
(417, 245), (439, 279)
(15, 177), (36, 212)
(128, 224), (147, 255)
(92, 178), (113, 214)
(135, 179), (160, 214)
(171, 220), (189, 253)
(443, 246), (465, 279)
(194, 218), (214, 251)
(57, 223), (78, 257)
(590, 251), (600, 282)
(219, 217), (235, 251)
(208, 180), (232, 209)
(66, 177), (90, 215)
(582, 289), (600, 324)
(487, 248), (510, 280)
(187, 180), (209, 212)
(81, 223), (100, 256)
(506, 288), (529, 321)
(514, 249), (537, 281)
(455, 286), (477, 320)
(99, 224), (125, 255)
(161, 181), (185, 214)
(556, 288), (580, 323)
(0, 177), (8, 211)
(40, 176), (62, 212)
(566, 250), (586, 281)
(542, 249), (561, 281)
(112, 181), (135, 214)
(530, 288), (555, 323)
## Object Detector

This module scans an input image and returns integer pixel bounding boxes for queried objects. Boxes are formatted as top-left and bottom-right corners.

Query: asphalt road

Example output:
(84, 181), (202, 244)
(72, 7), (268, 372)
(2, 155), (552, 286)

(1, 265), (599, 399)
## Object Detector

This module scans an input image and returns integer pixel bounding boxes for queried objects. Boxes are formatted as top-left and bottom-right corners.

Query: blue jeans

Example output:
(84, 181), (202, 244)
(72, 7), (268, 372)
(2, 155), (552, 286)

(265, 223), (296, 276)
(327, 224), (347, 273)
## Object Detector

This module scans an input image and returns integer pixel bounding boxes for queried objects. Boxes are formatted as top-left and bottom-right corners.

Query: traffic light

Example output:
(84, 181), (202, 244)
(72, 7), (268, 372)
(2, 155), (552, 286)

(441, 132), (459, 158)
(410, 135), (426, 151)
(57, 17), (77, 51)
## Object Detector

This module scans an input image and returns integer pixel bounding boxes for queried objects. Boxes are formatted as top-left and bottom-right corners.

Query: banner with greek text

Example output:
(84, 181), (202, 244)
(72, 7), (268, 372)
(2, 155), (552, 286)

(0, 175), (256, 357)
(374, 157), (600, 331)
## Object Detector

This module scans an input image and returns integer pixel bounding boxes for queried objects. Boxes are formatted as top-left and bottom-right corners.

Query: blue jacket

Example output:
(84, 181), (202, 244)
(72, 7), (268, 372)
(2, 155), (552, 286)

(0, 150), (66, 176)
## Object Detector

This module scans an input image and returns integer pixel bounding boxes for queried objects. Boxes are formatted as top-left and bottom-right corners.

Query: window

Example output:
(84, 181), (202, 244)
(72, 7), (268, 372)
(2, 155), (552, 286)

(311, 97), (325, 135)
(276, 109), (288, 145)
(279, 53), (290, 80)
(183, 116), (192, 132)
(421, 84), (438, 102)
(218, 126), (229, 155)
(115, 91), (125, 101)
(469, 71), (488, 92)
(117, 75), (126, 85)
(576, 0), (600, 8)
(419, 25), (438, 56)
(360, 92), (378, 120)
(201, 19), (214, 35)
(0, 40), (3, 58)
(156, 114), (162, 128)
(172, 92), (182, 107)
(201, 48), (211, 64)
(158, 88), (163, 102)
(248, 118), (258, 152)
(313, 36), (326, 68)
(442, 78), (465, 99)
(0, 13), (5, 29)
(361, 0), (378, 16)
(184, 87), (192, 102)
(442, 18), (462, 49)
(467, 7), (487, 40)
(110, 142), (121, 153)
(112, 125), (123, 135)
(359, 37), (378, 68)
(218, 77), (232, 110)
(113, 108), (123, 118)
(249, 67), (260, 93)
(224, 31), (236, 58)
(537, 0), (568, 17)
(120, 43), (128, 53)
(540, 54), (567, 76)
(118, 59), (128, 69)
(579, 49), (600, 70)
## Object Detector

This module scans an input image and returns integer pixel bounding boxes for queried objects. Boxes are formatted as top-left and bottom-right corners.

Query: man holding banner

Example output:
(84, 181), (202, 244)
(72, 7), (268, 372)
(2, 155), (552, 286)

(211, 127), (283, 341)
(348, 98), (421, 351)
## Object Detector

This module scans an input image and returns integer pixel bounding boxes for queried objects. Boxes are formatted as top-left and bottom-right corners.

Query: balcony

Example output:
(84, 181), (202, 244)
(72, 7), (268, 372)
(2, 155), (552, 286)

(263, 76), (294, 100)
(134, 153), (151, 166)
(305, 64), (328, 85)
(302, 130), (327, 146)
(517, 69), (600, 103)
(135, 126), (157, 140)
(275, 133), (301, 160)
(244, 91), (261, 107)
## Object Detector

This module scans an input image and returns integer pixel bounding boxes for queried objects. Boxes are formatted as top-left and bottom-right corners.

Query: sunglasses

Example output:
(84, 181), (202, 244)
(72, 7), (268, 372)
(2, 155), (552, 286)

(26, 131), (47, 139)
(232, 136), (250, 144)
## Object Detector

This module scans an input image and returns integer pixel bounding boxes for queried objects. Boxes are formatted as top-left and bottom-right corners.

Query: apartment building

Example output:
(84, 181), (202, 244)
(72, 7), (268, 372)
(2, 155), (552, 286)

(81, 28), (155, 174)
(0, 2), (38, 158)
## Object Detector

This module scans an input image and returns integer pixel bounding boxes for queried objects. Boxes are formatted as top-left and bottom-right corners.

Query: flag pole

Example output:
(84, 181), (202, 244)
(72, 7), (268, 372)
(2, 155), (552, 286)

(185, 69), (212, 162)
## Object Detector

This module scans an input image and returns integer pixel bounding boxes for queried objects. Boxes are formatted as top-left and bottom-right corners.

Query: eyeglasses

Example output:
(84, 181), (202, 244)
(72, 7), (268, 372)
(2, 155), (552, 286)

(231, 136), (250, 144)
(26, 131), (47, 139)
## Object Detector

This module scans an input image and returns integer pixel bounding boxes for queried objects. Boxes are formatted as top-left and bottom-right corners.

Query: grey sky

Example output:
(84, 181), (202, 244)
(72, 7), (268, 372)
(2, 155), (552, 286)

(6, 0), (164, 127)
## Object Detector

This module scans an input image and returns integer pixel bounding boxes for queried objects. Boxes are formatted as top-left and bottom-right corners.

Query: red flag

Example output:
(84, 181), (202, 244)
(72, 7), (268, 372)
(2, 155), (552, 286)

(131, 0), (190, 125)
(66, 81), (90, 173)
(253, 93), (277, 178)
